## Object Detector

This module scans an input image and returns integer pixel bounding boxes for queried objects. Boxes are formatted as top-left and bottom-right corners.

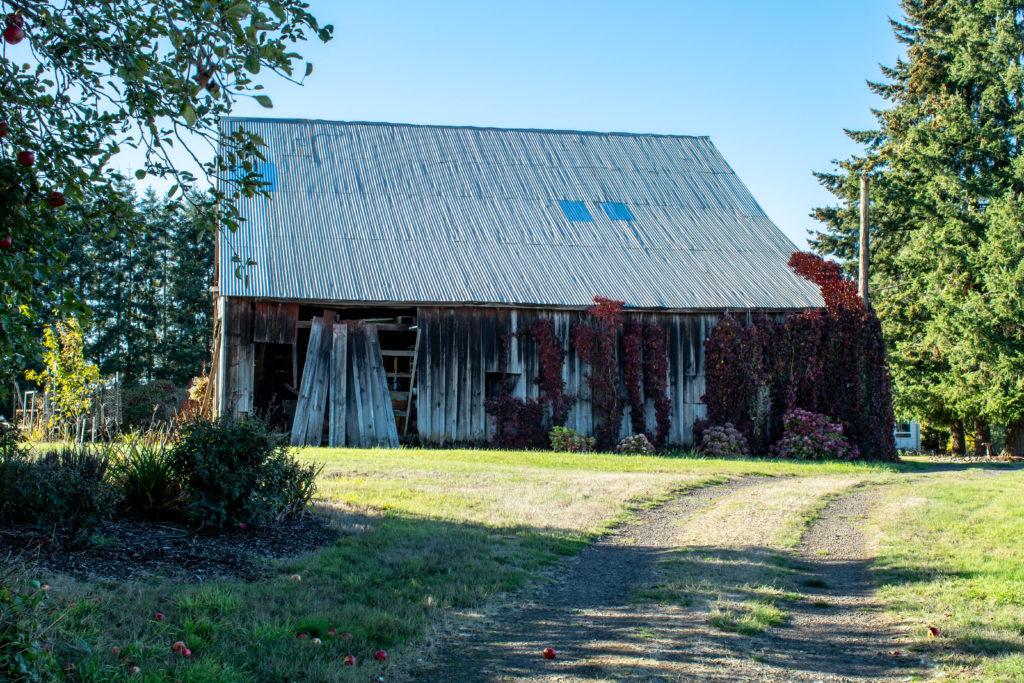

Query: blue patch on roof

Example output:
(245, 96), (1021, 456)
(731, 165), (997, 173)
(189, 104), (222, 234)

(558, 200), (593, 222)
(600, 202), (634, 221)
(231, 161), (277, 191)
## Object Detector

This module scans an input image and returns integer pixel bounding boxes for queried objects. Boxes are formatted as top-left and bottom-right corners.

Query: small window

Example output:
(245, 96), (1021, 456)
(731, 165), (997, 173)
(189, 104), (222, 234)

(600, 202), (635, 221)
(558, 200), (593, 222)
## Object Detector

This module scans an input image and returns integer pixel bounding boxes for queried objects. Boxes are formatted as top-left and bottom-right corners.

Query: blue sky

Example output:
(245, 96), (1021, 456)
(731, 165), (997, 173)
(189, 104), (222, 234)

(215, 0), (905, 249)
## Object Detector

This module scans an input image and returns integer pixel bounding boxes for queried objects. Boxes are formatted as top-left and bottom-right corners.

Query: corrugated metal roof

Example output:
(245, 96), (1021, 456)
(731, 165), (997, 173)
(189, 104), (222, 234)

(217, 118), (823, 310)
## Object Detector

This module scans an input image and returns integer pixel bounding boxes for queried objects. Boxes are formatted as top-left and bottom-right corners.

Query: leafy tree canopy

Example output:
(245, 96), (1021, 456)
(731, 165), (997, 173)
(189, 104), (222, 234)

(1, 0), (332, 397)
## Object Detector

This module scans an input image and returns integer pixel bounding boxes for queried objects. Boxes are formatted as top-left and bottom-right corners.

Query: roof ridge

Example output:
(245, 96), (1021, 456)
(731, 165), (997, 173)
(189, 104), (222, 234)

(219, 116), (711, 141)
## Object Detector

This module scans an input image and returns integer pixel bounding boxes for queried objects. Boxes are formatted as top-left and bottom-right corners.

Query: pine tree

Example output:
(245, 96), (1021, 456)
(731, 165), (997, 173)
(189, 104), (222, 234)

(812, 0), (1024, 455)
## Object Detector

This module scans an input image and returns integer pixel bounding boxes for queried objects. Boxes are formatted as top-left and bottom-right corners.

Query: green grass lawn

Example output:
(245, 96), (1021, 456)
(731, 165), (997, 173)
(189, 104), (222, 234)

(2, 447), (953, 681)
(874, 469), (1024, 682)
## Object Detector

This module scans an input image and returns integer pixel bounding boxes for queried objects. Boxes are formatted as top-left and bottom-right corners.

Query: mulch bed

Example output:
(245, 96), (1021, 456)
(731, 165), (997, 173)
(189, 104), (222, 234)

(917, 453), (1023, 464)
(0, 514), (338, 583)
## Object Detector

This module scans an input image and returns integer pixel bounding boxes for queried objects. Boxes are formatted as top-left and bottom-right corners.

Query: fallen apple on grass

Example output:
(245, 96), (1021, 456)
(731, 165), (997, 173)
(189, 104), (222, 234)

(181, 648), (192, 658)
(172, 641), (186, 654)
(339, 632), (352, 638)
(109, 646), (120, 657)
(327, 628), (337, 636)
(543, 648), (556, 659)
(311, 637), (322, 645)
(296, 632), (309, 639)
(343, 655), (356, 666)
(153, 612), (165, 621)
(373, 650), (387, 661)
(128, 665), (141, 676)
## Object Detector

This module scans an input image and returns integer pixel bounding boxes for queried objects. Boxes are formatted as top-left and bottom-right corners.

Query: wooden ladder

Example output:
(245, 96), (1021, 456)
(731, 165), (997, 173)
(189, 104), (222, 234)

(375, 322), (420, 437)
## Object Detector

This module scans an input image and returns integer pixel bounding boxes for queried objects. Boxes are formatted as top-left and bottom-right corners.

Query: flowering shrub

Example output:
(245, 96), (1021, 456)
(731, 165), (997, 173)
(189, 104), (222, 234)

(769, 409), (858, 461)
(699, 423), (750, 458)
(549, 426), (596, 453)
(617, 433), (654, 455)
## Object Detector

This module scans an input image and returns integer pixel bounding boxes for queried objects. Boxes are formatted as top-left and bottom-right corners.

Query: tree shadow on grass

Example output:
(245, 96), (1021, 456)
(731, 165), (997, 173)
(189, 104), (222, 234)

(412, 541), (939, 682)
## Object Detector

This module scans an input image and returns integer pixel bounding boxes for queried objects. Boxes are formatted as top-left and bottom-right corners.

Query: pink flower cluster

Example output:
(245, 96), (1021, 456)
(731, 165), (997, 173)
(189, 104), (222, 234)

(699, 423), (750, 458)
(769, 409), (858, 461)
(617, 433), (655, 455)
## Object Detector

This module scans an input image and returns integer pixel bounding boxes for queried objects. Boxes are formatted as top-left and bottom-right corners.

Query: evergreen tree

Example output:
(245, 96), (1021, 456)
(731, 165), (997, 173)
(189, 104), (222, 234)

(812, 0), (1024, 455)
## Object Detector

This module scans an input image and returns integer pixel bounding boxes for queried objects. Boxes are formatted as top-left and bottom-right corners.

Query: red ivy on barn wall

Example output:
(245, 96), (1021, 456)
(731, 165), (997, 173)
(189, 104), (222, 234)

(700, 253), (896, 462)
(485, 318), (575, 449)
(623, 320), (646, 437)
(571, 297), (625, 451)
(642, 323), (672, 448)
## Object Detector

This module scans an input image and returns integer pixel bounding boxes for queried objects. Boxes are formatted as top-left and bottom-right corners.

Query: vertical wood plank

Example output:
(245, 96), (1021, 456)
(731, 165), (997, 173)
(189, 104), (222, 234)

(304, 311), (336, 446)
(416, 310), (433, 443)
(328, 323), (348, 448)
(290, 317), (323, 446)
(367, 324), (400, 447)
(346, 325), (366, 447)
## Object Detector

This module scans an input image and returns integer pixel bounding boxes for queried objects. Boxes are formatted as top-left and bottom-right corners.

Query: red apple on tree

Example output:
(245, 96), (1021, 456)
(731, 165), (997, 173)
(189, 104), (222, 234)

(0, 121), (8, 138)
(2, 23), (24, 45)
(0, 236), (11, 250)
(47, 191), (66, 208)
(16, 150), (34, 167)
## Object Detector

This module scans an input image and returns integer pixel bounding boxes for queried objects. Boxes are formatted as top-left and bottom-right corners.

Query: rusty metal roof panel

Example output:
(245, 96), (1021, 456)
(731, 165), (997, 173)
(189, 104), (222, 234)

(217, 118), (822, 310)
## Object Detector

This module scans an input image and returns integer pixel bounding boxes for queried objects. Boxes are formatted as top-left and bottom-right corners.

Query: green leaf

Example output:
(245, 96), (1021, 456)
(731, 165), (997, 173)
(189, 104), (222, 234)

(244, 52), (261, 75)
(305, 62), (313, 77)
(135, 169), (147, 180)
(254, 95), (273, 109)
(181, 102), (197, 127)
(224, 1), (251, 20)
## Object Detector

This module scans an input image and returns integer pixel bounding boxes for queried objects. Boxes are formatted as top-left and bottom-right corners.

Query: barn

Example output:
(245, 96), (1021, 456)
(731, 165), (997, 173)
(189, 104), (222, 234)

(210, 118), (822, 448)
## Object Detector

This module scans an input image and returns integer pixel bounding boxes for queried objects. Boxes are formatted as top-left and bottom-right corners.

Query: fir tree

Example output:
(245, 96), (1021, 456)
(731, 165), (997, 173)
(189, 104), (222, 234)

(812, 0), (1024, 455)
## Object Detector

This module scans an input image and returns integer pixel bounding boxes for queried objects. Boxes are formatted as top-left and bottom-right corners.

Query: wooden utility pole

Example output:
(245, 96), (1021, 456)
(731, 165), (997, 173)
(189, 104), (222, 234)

(859, 174), (870, 304)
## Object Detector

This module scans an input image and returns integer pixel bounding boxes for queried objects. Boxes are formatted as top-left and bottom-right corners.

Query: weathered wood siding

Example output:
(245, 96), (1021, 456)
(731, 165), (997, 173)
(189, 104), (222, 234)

(415, 307), (719, 446)
(220, 298), (254, 416)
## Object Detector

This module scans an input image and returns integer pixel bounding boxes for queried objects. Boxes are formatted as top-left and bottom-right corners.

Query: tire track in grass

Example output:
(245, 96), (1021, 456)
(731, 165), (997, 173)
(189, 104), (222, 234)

(406, 477), (762, 682)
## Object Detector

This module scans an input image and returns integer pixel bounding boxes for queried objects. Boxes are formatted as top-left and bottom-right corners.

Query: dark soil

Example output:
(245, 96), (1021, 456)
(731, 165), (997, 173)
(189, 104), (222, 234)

(0, 514), (338, 582)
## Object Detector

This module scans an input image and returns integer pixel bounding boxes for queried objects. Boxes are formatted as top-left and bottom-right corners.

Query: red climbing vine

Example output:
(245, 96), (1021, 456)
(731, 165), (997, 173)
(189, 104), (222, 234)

(623, 320), (646, 436)
(571, 297), (625, 451)
(642, 322), (671, 448)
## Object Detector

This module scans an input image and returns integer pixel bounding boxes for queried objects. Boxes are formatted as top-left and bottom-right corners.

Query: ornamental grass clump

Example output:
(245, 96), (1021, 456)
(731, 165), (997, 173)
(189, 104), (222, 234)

(617, 434), (655, 455)
(699, 423), (750, 459)
(769, 409), (858, 461)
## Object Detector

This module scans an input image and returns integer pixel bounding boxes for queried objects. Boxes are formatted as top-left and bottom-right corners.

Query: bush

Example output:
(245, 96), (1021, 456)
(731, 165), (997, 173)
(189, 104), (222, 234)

(122, 380), (183, 429)
(617, 434), (655, 455)
(549, 426), (596, 453)
(109, 429), (184, 519)
(168, 416), (322, 527)
(769, 409), (858, 461)
(699, 423), (750, 458)
(0, 568), (60, 682)
(0, 444), (119, 546)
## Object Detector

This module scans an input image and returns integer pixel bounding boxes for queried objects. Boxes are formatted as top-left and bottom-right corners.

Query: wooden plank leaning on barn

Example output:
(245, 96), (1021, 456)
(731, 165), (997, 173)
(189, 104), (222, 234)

(366, 324), (400, 447)
(346, 324), (368, 447)
(303, 311), (336, 446)
(328, 323), (348, 448)
(290, 316), (323, 446)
